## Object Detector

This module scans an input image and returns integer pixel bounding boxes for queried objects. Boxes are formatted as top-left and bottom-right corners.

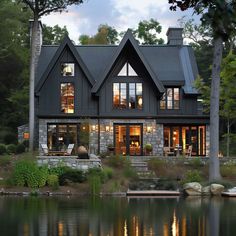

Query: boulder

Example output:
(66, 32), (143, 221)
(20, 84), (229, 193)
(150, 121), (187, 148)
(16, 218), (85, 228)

(210, 184), (225, 195)
(183, 182), (202, 196)
(202, 186), (211, 195)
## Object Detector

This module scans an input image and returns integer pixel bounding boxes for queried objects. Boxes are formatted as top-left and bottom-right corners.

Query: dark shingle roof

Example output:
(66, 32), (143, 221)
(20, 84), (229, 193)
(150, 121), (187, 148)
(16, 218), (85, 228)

(36, 38), (199, 95)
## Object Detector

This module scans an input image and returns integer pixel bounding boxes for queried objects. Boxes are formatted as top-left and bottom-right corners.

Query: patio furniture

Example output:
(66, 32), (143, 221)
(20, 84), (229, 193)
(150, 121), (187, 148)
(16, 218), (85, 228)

(41, 144), (49, 156)
(163, 147), (175, 157)
(65, 144), (74, 155)
(185, 145), (192, 157)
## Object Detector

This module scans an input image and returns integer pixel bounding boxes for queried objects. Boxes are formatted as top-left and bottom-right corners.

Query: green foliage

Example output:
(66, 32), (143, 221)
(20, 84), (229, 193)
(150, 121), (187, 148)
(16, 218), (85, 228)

(145, 143), (153, 152)
(0, 144), (6, 155)
(12, 160), (48, 189)
(6, 144), (17, 154)
(147, 159), (165, 171)
(4, 133), (17, 145)
(59, 169), (86, 185)
(107, 155), (129, 168)
(48, 166), (68, 176)
(181, 170), (203, 185)
(16, 143), (25, 154)
(88, 174), (101, 195)
(123, 165), (138, 179)
(221, 163), (236, 178)
(190, 158), (202, 169)
(102, 167), (113, 180)
(0, 155), (11, 167)
(47, 174), (59, 190)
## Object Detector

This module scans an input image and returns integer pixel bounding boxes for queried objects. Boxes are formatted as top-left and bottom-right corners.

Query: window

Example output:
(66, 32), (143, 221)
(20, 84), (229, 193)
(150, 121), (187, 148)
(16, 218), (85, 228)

(61, 63), (74, 76)
(113, 82), (142, 109)
(61, 83), (74, 113)
(160, 88), (180, 109)
(118, 62), (138, 76)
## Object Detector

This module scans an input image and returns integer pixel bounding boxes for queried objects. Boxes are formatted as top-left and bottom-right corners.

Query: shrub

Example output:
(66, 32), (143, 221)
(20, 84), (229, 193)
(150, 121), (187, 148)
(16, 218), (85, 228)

(102, 167), (113, 180)
(0, 155), (11, 167)
(88, 174), (101, 195)
(107, 155), (128, 168)
(148, 159), (165, 172)
(3, 132), (17, 145)
(0, 144), (6, 155)
(59, 169), (86, 185)
(145, 143), (153, 152)
(6, 144), (16, 154)
(49, 166), (68, 176)
(181, 170), (203, 185)
(88, 168), (107, 183)
(123, 165), (138, 179)
(12, 160), (48, 188)
(190, 158), (202, 169)
(221, 164), (236, 177)
(16, 143), (25, 154)
(47, 174), (59, 190)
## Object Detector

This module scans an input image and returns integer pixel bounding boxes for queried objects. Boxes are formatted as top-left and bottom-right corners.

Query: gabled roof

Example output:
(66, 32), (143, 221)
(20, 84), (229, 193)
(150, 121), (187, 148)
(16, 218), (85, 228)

(91, 29), (165, 94)
(35, 35), (95, 93)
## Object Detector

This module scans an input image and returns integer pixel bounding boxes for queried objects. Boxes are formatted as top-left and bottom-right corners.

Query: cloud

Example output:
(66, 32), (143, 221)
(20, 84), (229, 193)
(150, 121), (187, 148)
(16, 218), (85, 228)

(41, 0), (197, 43)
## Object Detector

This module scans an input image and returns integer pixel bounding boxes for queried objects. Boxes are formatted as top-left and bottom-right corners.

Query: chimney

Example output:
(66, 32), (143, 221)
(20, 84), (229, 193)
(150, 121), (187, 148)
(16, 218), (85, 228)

(166, 27), (183, 45)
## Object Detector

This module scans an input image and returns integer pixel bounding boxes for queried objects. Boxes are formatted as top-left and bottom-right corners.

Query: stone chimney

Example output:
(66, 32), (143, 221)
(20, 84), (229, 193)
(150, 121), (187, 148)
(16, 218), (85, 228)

(29, 19), (43, 68)
(166, 27), (183, 45)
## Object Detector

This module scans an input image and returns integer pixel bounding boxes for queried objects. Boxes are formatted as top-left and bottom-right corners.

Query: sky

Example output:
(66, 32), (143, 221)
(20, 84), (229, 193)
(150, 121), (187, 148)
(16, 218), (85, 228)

(41, 0), (198, 44)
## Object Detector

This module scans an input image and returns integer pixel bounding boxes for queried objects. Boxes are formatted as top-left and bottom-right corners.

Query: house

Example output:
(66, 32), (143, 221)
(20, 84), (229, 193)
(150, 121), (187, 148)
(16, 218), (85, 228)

(35, 27), (209, 157)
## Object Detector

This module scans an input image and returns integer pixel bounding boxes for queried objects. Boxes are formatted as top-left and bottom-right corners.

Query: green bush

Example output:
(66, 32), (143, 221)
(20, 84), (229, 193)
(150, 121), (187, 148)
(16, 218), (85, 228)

(88, 174), (101, 195)
(6, 144), (16, 154)
(0, 144), (6, 155)
(59, 169), (86, 185)
(102, 167), (113, 180)
(123, 165), (138, 179)
(0, 155), (11, 167)
(147, 159), (165, 171)
(221, 164), (236, 177)
(48, 165), (68, 176)
(107, 155), (129, 168)
(47, 174), (59, 190)
(12, 160), (48, 188)
(190, 158), (202, 169)
(16, 143), (25, 154)
(181, 170), (203, 185)
(3, 132), (17, 145)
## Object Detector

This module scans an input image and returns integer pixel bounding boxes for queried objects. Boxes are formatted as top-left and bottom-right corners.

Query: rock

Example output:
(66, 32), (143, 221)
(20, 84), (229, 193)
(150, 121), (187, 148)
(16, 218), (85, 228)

(210, 184), (225, 195)
(202, 186), (211, 195)
(183, 182), (202, 196)
(89, 153), (98, 159)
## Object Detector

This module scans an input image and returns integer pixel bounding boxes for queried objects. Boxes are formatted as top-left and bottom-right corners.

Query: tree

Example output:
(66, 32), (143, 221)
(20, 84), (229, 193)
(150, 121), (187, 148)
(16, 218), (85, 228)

(19, 0), (84, 151)
(134, 18), (164, 45)
(79, 24), (119, 45)
(220, 52), (236, 157)
(43, 24), (68, 45)
(169, 0), (236, 181)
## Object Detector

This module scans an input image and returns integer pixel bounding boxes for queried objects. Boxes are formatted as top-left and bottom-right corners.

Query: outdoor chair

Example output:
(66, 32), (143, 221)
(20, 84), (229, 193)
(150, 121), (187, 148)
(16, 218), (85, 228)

(185, 145), (192, 157)
(163, 147), (175, 157)
(41, 144), (49, 156)
(65, 144), (74, 156)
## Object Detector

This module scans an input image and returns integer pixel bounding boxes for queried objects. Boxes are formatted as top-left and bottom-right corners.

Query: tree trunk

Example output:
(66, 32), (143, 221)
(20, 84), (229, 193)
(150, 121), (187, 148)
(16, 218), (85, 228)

(29, 15), (39, 152)
(209, 37), (223, 181)
(227, 118), (230, 158)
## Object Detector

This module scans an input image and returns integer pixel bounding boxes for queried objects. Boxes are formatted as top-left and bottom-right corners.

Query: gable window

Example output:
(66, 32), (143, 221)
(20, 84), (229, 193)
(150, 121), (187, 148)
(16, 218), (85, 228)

(61, 63), (74, 76)
(113, 82), (142, 109)
(118, 62), (138, 76)
(61, 83), (74, 113)
(160, 88), (180, 109)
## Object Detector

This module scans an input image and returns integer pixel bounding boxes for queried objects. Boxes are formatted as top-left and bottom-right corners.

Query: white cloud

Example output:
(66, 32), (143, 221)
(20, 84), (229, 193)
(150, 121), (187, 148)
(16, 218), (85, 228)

(41, 0), (197, 43)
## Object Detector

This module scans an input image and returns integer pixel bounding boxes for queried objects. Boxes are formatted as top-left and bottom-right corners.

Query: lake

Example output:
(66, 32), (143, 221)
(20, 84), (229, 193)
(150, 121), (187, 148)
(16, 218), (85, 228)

(0, 196), (236, 236)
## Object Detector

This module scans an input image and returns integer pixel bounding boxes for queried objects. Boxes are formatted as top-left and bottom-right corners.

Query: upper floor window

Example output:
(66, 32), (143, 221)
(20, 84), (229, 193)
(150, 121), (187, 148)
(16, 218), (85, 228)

(61, 63), (74, 76)
(113, 82), (143, 109)
(160, 88), (180, 110)
(61, 83), (74, 113)
(118, 62), (138, 76)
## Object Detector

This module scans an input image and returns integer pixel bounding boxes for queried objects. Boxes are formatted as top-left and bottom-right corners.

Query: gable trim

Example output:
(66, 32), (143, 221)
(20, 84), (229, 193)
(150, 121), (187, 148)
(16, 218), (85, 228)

(91, 29), (165, 94)
(35, 35), (95, 93)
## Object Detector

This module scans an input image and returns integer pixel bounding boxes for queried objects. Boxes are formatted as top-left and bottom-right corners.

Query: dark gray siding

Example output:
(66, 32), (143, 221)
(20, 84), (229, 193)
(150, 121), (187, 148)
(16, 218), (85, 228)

(37, 47), (97, 116)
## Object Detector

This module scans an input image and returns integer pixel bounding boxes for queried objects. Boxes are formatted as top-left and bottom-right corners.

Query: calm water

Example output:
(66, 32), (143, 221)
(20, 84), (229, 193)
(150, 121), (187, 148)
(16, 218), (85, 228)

(0, 196), (236, 236)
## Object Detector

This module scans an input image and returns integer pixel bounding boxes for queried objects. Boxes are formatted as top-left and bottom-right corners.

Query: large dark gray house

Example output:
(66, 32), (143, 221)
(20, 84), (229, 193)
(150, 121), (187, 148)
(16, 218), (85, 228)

(35, 28), (209, 157)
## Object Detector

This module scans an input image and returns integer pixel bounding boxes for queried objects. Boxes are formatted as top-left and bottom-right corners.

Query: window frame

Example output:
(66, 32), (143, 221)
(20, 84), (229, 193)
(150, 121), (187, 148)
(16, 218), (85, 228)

(61, 63), (75, 77)
(60, 82), (75, 114)
(160, 87), (180, 110)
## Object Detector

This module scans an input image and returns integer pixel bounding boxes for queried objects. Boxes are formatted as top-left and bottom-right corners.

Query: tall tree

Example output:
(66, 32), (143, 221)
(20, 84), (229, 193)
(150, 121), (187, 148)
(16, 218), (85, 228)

(43, 24), (68, 45)
(79, 24), (119, 45)
(169, 0), (236, 181)
(19, 0), (84, 151)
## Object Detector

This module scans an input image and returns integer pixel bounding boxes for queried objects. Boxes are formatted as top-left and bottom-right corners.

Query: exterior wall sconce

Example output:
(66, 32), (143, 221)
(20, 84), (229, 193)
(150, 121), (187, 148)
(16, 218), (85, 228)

(147, 126), (152, 133)
(91, 125), (96, 131)
(105, 126), (110, 132)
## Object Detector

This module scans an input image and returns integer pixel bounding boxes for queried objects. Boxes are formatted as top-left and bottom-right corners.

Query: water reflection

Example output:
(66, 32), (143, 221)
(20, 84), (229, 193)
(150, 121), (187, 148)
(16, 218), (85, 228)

(0, 196), (236, 236)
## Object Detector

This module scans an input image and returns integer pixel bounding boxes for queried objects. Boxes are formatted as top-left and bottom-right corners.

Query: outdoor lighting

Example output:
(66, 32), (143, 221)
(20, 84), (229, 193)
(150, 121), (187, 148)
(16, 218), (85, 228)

(105, 126), (110, 132)
(147, 126), (152, 133)
(91, 125), (96, 131)
(82, 126), (86, 130)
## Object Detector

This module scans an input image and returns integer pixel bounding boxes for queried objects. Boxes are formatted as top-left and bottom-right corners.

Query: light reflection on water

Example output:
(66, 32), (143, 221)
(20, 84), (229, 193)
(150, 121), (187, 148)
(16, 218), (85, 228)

(0, 196), (236, 236)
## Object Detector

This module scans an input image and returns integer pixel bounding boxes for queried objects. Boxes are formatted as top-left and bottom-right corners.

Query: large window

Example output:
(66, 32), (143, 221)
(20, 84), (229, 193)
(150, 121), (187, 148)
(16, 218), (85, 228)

(113, 82), (143, 109)
(160, 88), (180, 109)
(61, 83), (74, 113)
(164, 125), (206, 156)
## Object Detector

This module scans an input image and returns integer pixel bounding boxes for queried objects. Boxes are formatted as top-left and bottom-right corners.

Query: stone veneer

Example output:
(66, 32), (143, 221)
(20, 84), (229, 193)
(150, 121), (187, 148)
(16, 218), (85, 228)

(39, 118), (209, 157)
